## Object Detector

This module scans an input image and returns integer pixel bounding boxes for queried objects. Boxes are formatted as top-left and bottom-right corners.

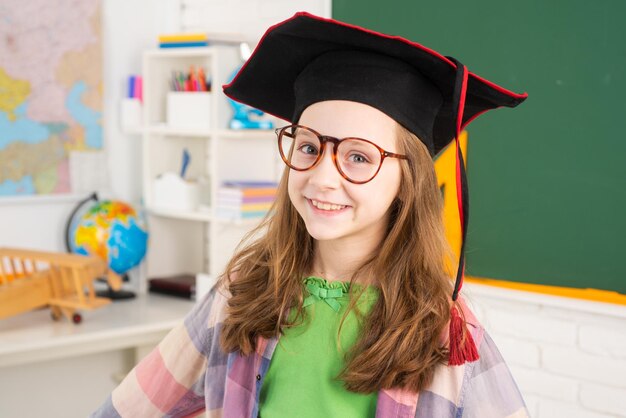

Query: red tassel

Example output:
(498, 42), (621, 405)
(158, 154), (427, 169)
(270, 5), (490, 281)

(448, 305), (479, 366)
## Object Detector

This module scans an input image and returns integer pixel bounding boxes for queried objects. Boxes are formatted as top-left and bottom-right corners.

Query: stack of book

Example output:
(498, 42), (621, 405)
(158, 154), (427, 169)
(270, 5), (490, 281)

(159, 33), (209, 48)
(216, 181), (278, 220)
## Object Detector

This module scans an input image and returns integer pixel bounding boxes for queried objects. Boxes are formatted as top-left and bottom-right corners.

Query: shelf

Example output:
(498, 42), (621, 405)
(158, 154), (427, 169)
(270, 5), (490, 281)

(144, 47), (214, 58)
(142, 45), (280, 279)
(147, 206), (212, 222)
(145, 124), (211, 138)
(213, 216), (265, 227)
(147, 206), (265, 227)
(143, 125), (276, 139)
(214, 129), (275, 139)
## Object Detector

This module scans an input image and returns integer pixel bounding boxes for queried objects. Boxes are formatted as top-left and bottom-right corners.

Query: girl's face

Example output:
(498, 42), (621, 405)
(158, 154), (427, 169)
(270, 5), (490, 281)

(287, 100), (402, 246)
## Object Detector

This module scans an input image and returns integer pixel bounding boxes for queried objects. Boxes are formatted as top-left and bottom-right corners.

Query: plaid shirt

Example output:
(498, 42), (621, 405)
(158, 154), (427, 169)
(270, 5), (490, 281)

(92, 284), (529, 418)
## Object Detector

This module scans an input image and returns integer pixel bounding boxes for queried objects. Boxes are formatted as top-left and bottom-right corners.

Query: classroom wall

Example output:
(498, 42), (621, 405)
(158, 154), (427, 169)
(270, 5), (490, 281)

(4, 1), (623, 416)
(87, 4), (626, 417)
(179, 0), (331, 38)
(0, 0), (180, 294)
(125, 3), (626, 416)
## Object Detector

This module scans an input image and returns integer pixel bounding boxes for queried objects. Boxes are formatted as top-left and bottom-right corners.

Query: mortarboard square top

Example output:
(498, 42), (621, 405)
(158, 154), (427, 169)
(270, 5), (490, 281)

(222, 11), (527, 156)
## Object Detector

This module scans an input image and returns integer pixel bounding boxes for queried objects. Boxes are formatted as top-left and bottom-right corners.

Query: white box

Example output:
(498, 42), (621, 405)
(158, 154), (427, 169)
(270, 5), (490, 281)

(195, 273), (217, 302)
(166, 92), (211, 130)
(153, 172), (210, 211)
(120, 98), (142, 132)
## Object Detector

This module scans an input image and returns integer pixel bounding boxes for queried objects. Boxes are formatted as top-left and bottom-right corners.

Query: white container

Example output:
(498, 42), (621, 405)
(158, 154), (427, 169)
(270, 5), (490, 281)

(195, 273), (216, 302)
(153, 172), (210, 211)
(120, 98), (142, 132)
(166, 92), (211, 130)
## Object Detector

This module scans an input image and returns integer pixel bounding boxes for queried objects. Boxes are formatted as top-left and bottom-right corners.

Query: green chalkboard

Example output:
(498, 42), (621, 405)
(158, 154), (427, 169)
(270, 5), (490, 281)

(333, 1), (626, 294)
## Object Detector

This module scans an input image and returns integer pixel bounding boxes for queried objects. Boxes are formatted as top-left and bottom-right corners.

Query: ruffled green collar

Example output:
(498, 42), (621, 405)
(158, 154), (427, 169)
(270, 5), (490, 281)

(302, 276), (378, 312)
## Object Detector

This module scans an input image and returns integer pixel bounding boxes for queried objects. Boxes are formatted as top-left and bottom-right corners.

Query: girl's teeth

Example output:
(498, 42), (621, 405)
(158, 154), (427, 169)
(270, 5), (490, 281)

(312, 200), (346, 211)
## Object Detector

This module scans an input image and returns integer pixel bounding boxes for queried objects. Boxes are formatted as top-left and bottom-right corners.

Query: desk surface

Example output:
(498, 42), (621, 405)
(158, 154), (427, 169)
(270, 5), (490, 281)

(0, 293), (196, 368)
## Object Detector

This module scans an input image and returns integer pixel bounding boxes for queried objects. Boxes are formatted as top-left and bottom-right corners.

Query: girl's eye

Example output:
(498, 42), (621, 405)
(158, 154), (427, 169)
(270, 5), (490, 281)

(298, 143), (319, 155)
(348, 153), (369, 163)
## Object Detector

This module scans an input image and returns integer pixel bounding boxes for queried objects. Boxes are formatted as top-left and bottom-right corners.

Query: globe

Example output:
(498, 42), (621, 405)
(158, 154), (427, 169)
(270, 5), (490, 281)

(69, 200), (148, 276)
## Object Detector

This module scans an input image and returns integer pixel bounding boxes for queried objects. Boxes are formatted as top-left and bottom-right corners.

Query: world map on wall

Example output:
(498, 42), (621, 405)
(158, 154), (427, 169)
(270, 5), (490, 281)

(0, 0), (102, 196)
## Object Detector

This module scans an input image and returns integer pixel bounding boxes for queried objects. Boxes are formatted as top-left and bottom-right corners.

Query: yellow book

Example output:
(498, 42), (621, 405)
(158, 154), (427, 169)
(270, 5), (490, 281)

(219, 202), (274, 211)
(218, 188), (277, 198)
(240, 203), (274, 211)
(159, 33), (208, 42)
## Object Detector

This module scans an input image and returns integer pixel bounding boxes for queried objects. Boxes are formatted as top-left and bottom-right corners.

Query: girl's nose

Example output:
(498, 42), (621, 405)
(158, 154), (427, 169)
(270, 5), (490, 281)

(307, 143), (341, 188)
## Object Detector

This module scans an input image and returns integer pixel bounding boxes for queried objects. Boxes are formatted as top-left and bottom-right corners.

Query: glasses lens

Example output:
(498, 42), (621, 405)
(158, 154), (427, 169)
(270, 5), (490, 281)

(279, 126), (321, 170)
(337, 139), (381, 182)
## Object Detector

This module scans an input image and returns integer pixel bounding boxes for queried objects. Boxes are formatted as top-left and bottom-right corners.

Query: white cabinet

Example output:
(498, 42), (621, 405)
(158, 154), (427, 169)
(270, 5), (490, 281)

(140, 46), (283, 289)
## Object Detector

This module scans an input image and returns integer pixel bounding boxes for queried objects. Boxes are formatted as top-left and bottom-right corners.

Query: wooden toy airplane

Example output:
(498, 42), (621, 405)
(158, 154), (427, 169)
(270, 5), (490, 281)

(0, 247), (119, 324)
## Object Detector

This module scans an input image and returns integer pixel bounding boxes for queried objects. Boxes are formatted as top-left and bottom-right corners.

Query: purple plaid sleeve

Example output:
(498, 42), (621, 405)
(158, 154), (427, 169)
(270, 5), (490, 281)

(459, 331), (530, 417)
(90, 284), (231, 417)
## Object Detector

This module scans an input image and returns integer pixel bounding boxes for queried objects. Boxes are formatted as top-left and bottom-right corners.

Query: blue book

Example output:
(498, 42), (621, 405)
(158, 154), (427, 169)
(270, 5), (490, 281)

(221, 181), (278, 188)
(128, 75), (135, 98)
(217, 196), (276, 204)
(216, 209), (270, 220)
(159, 41), (209, 48)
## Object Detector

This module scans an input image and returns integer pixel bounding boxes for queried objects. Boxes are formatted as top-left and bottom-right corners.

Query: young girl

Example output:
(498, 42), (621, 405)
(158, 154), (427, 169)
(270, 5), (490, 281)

(93, 12), (528, 418)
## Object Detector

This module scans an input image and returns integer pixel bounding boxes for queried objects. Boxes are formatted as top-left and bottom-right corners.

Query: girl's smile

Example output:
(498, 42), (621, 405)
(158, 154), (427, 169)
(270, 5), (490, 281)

(306, 197), (352, 216)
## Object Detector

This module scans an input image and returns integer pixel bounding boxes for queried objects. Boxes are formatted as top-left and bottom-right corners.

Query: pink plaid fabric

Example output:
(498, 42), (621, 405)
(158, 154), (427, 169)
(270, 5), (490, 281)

(92, 285), (528, 418)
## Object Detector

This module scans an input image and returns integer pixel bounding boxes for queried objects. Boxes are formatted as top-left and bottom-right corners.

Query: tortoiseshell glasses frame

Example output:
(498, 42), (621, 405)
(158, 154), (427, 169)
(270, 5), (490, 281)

(275, 124), (409, 184)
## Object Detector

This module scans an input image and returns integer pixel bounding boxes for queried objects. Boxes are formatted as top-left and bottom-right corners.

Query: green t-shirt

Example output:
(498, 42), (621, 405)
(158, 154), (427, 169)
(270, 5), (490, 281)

(258, 276), (380, 418)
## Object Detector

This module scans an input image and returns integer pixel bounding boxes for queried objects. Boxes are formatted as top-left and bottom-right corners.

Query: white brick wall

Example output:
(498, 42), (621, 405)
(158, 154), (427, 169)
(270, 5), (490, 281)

(538, 399), (615, 418)
(579, 322), (626, 359)
(580, 383), (626, 416)
(465, 282), (626, 418)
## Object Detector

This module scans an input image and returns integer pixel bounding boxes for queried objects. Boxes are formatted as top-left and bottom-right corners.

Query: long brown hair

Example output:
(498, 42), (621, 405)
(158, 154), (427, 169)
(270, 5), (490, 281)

(218, 122), (460, 393)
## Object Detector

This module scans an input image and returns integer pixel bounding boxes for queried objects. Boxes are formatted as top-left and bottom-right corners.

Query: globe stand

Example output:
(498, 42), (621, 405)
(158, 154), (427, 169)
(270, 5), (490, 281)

(96, 288), (136, 300)
(95, 276), (136, 300)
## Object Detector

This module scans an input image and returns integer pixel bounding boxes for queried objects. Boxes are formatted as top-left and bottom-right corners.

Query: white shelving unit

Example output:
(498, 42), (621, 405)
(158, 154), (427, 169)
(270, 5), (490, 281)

(140, 46), (283, 291)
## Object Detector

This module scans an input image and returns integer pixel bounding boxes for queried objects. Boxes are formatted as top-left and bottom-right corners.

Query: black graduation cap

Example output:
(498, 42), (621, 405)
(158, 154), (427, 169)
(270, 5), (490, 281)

(223, 11), (527, 365)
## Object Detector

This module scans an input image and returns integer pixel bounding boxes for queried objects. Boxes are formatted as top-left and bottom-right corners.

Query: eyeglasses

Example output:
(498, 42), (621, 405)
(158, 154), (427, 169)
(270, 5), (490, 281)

(275, 124), (408, 184)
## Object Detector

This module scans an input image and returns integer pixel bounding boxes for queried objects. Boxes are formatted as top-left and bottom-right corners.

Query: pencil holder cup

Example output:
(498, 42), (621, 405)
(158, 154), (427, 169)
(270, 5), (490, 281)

(153, 172), (210, 211)
(166, 92), (211, 130)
